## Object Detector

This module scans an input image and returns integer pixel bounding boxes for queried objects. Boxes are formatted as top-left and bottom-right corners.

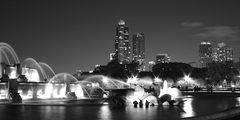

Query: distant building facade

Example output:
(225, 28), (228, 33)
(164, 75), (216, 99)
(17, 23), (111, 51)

(115, 19), (131, 64)
(148, 61), (156, 71)
(199, 41), (212, 67)
(212, 42), (233, 63)
(199, 41), (233, 67)
(132, 32), (145, 71)
(156, 54), (170, 64)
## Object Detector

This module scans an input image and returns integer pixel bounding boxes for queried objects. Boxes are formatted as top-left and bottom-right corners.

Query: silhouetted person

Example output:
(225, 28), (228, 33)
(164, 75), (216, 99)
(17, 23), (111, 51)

(194, 86), (198, 92)
(145, 100), (150, 108)
(185, 86), (188, 91)
(139, 100), (143, 108)
(133, 101), (138, 107)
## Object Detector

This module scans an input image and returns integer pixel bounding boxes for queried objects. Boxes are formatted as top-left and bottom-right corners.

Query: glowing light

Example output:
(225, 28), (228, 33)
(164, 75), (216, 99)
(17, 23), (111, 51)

(127, 76), (138, 85)
(181, 73), (196, 87)
(103, 94), (108, 98)
(184, 74), (192, 82)
(154, 77), (162, 83)
(6, 66), (18, 79)
(83, 75), (124, 89)
(181, 98), (195, 117)
(118, 19), (125, 25)
(102, 77), (108, 84)
(99, 105), (112, 120)
(159, 80), (182, 100)
(201, 41), (211, 45)
(92, 83), (99, 88)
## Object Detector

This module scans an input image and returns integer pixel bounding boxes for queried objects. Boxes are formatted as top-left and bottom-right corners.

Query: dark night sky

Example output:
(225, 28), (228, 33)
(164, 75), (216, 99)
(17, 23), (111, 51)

(1, 0), (240, 73)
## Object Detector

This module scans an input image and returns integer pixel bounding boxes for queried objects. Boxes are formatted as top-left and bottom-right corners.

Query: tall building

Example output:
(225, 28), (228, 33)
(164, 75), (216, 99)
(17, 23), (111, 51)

(132, 32), (145, 71)
(148, 61), (156, 71)
(115, 19), (131, 64)
(199, 41), (212, 67)
(212, 42), (233, 62)
(226, 47), (233, 61)
(156, 54), (170, 64)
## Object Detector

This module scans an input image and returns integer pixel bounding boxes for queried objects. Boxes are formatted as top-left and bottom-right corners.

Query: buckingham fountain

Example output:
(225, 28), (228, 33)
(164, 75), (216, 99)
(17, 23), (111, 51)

(2, 42), (240, 120)
(0, 42), (183, 106)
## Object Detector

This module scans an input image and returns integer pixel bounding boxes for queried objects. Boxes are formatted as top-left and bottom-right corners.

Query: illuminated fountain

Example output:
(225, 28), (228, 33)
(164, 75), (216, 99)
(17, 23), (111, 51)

(21, 58), (48, 82)
(126, 76), (159, 105)
(126, 76), (183, 106)
(84, 75), (130, 89)
(39, 62), (55, 80)
(0, 42), (183, 106)
(176, 74), (204, 88)
(13, 73), (115, 100)
(158, 80), (183, 105)
(0, 42), (20, 65)
(0, 42), (132, 103)
(0, 43), (21, 100)
(0, 43), (86, 101)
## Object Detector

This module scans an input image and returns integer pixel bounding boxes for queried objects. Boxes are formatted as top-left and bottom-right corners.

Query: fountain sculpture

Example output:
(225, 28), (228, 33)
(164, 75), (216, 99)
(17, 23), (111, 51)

(0, 42), (183, 106)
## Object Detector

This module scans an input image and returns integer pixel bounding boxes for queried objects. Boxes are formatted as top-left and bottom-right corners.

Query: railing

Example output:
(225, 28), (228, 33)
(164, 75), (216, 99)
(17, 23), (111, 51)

(180, 87), (240, 93)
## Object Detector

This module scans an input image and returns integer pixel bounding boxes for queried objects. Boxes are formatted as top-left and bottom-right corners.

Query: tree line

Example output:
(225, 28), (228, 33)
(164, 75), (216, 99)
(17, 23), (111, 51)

(76, 60), (239, 85)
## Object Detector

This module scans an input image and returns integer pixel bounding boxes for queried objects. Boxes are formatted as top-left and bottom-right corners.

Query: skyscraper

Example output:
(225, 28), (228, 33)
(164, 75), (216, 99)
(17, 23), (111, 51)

(199, 41), (212, 67)
(200, 41), (234, 67)
(115, 19), (131, 64)
(132, 32), (145, 71)
(156, 54), (170, 64)
(212, 42), (233, 62)
(226, 47), (233, 61)
(148, 61), (156, 71)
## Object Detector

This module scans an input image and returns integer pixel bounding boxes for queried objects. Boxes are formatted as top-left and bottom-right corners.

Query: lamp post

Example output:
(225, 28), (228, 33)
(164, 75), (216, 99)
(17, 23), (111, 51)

(127, 76), (138, 88)
(184, 74), (192, 87)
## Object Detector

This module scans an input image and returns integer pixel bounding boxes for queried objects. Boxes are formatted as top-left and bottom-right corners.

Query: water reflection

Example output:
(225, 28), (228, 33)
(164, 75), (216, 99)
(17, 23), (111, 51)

(235, 97), (240, 107)
(181, 98), (195, 118)
(99, 106), (112, 120)
(42, 106), (66, 120)
(181, 96), (239, 118)
(0, 96), (240, 120)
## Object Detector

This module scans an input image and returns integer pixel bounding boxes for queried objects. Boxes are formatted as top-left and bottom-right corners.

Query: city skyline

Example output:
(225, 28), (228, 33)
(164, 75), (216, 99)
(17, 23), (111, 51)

(1, 0), (240, 73)
(114, 19), (131, 64)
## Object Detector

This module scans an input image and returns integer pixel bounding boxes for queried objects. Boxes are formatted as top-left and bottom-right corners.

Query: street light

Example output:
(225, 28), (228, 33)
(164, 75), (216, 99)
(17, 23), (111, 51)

(127, 75), (138, 87)
(183, 74), (192, 87)
(154, 77), (162, 83)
